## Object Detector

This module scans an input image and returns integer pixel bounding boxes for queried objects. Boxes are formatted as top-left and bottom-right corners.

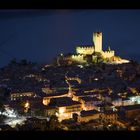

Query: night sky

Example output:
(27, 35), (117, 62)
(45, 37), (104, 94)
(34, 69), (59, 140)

(0, 10), (140, 67)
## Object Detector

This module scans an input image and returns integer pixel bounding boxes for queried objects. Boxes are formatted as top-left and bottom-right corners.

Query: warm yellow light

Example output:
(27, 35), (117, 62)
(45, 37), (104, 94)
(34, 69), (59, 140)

(59, 107), (65, 114)
(24, 101), (30, 108)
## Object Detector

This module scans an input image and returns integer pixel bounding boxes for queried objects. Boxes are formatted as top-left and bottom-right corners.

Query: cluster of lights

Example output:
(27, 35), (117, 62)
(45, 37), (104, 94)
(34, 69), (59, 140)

(0, 107), (27, 128)
(105, 59), (130, 65)
(0, 107), (17, 118)
(4, 117), (27, 128)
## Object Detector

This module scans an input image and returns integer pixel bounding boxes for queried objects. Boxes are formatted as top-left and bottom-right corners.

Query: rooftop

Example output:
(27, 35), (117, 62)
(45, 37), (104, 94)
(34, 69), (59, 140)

(49, 97), (81, 107)
(45, 92), (68, 97)
(80, 110), (99, 117)
(80, 96), (100, 102)
(103, 110), (116, 114)
(120, 104), (140, 111)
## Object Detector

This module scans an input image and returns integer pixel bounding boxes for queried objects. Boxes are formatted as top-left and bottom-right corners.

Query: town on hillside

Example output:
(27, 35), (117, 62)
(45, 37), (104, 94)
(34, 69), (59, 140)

(0, 32), (140, 131)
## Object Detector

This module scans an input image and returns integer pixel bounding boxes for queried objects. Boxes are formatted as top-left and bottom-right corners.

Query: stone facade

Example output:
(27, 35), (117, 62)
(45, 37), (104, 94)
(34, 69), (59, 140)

(71, 54), (86, 63)
(76, 46), (94, 55)
(101, 50), (115, 58)
(93, 32), (102, 52)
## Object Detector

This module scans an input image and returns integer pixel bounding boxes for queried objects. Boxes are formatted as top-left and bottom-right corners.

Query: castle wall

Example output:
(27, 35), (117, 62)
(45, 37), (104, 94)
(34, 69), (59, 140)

(70, 32), (117, 63)
(76, 46), (94, 55)
(71, 54), (86, 63)
(101, 51), (115, 58)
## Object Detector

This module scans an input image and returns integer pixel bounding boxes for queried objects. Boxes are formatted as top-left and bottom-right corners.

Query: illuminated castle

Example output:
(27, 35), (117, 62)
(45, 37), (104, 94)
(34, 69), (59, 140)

(71, 32), (115, 63)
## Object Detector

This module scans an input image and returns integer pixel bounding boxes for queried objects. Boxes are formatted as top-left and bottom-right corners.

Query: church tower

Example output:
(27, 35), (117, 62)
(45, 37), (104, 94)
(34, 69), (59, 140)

(93, 32), (102, 52)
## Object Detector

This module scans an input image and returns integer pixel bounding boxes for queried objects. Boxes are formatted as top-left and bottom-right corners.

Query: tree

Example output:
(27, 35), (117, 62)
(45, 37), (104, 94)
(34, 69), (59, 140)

(72, 113), (78, 122)
(52, 57), (58, 66)
(84, 55), (93, 64)
(0, 101), (4, 111)
(0, 101), (6, 124)
(34, 109), (44, 116)
(20, 59), (28, 65)
(93, 52), (103, 63)
(10, 58), (17, 65)
(48, 115), (60, 130)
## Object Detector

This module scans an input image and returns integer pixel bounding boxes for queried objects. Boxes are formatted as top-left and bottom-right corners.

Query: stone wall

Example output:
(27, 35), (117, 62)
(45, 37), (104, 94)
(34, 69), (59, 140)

(71, 54), (86, 63)
(101, 50), (115, 58)
(76, 46), (94, 55)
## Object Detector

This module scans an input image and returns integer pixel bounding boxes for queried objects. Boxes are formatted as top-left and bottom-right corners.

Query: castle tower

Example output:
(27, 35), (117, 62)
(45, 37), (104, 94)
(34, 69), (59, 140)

(93, 32), (102, 52)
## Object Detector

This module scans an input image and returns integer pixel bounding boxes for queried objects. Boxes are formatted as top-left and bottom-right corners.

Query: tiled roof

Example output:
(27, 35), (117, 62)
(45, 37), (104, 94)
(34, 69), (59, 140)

(49, 97), (81, 107)
(80, 110), (99, 117)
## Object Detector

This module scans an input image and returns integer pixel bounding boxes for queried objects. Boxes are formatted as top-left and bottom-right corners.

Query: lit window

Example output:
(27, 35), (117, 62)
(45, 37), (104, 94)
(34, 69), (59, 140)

(59, 107), (65, 114)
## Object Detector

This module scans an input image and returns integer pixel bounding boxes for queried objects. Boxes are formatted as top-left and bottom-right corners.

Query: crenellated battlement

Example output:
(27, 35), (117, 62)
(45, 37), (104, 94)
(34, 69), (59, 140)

(71, 54), (86, 63)
(72, 54), (84, 57)
(76, 46), (94, 55)
(70, 32), (116, 63)
(104, 50), (114, 53)
(101, 50), (115, 58)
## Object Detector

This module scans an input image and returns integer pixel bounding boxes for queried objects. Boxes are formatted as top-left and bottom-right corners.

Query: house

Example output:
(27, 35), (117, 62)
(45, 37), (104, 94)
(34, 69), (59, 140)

(122, 97), (133, 106)
(9, 97), (46, 116)
(100, 92), (110, 102)
(48, 97), (82, 122)
(79, 96), (102, 111)
(128, 95), (140, 104)
(78, 110), (100, 123)
(42, 87), (55, 94)
(119, 104), (140, 119)
(44, 106), (57, 117)
(94, 102), (115, 112)
(111, 95), (122, 106)
(115, 118), (130, 129)
(100, 110), (118, 124)
(43, 91), (68, 105)
(30, 102), (47, 117)
(10, 90), (35, 101)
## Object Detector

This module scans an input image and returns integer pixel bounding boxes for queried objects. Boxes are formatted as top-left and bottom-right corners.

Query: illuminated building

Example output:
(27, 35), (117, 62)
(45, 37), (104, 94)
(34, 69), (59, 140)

(47, 97), (82, 122)
(129, 95), (140, 104)
(43, 97), (51, 106)
(100, 110), (118, 124)
(119, 104), (140, 119)
(71, 32), (115, 64)
(78, 110), (100, 123)
(43, 92), (68, 106)
(57, 31), (130, 65)
(10, 91), (35, 101)
(79, 96), (102, 111)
